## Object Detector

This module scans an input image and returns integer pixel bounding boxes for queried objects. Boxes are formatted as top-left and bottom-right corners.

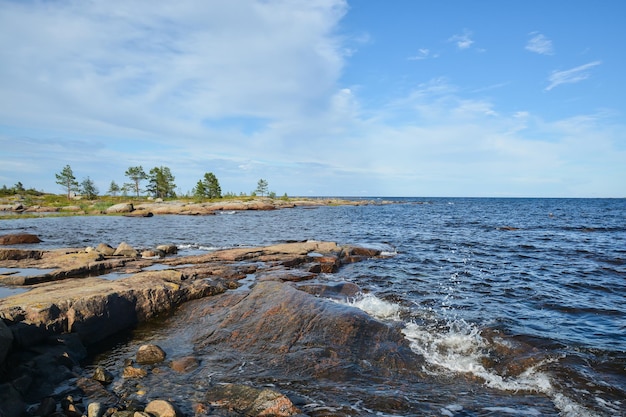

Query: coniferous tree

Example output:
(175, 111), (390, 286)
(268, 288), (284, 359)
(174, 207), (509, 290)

(55, 165), (79, 200)
(193, 172), (222, 199)
(124, 166), (147, 197)
(108, 180), (121, 197)
(255, 179), (269, 197)
(147, 166), (176, 198)
(81, 177), (99, 200)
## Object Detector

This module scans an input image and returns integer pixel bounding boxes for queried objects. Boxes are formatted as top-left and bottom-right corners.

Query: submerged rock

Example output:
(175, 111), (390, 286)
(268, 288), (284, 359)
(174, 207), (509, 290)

(206, 383), (300, 417)
(0, 233), (41, 245)
(136, 344), (166, 365)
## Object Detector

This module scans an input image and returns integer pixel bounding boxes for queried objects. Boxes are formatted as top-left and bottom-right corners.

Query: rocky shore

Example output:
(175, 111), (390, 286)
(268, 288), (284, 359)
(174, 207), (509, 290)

(0, 234), (416, 417)
(0, 197), (396, 217)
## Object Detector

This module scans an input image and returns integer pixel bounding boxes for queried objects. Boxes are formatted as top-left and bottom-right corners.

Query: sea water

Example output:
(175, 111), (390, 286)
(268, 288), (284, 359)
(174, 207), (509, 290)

(1, 198), (624, 416)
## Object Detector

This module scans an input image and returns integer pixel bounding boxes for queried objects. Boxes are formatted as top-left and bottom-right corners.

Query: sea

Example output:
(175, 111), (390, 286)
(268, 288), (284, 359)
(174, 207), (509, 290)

(1, 198), (624, 416)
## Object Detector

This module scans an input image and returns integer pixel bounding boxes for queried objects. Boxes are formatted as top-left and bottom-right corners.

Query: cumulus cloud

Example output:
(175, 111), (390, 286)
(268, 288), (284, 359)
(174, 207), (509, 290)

(545, 61), (602, 91)
(448, 30), (474, 50)
(525, 32), (554, 55)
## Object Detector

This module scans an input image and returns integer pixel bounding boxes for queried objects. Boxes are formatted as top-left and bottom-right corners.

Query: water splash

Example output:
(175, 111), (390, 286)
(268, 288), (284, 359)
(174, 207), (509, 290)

(401, 320), (602, 417)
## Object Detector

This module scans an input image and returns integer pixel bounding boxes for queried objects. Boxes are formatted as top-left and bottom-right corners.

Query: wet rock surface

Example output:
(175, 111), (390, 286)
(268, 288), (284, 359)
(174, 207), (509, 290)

(0, 240), (403, 417)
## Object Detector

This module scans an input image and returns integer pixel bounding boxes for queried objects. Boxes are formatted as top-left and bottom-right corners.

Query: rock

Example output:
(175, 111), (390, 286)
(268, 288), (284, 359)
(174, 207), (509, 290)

(113, 242), (138, 257)
(156, 245), (178, 255)
(105, 203), (134, 214)
(35, 397), (57, 417)
(0, 248), (44, 260)
(95, 243), (116, 256)
(0, 383), (26, 417)
(192, 280), (421, 380)
(92, 366), (114, 384)
(0, 319), (13, 365)
(136, 344), (166, 364)
(0, 233), (42, 245)
(169, 356), (200, 373)
(88, 402), (104, 417)
(141, 250), (163, 259)
(206, 384), (299, 417)
(144, 400), (179, 417)
(122, 366), (147, 379)
(61, 205), (82, 212)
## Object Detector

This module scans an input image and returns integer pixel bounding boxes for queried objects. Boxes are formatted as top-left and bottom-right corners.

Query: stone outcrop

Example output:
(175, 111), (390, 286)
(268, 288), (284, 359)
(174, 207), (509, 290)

(191, 280), (421, 380)
(0, 240), (389, 417)
(0, 233), (42, 245)
(105, 203), (134, 214)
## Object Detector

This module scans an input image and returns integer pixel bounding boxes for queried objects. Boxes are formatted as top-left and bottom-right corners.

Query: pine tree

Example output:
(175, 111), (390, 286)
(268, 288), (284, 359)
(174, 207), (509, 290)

(81, 177), (99, 200)
(55, 165), (79, 200)
(124, 166), (147, 197)
(108, 180), (121, 197)
(255, 179), (269, 197)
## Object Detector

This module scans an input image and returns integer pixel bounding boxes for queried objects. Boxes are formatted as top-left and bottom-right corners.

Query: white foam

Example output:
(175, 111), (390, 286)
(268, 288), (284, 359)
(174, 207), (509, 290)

(401, 320), (598, 417)
(340, 293), (403, 321)
(483, 406), (541, 416)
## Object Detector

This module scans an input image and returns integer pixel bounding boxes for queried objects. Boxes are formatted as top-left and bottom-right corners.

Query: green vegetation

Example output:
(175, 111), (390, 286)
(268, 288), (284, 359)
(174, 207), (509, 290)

(193, 172), (222, 199)
(80, 177), (99, 200)
(2, 164), (296, 209)
(124, 166), (147, 197)
(55, 165), (79, 200)
(255, 179), (269, 197)
(146, 166), (176, 199)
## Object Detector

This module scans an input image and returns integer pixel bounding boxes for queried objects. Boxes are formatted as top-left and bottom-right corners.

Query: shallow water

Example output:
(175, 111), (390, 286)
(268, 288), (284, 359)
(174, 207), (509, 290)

(2, 198), (625, 416)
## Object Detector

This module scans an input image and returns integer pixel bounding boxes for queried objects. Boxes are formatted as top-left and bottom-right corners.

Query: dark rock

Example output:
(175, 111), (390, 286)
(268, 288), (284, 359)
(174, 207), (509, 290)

(136, 344), (166, 364)
(0, 383), (26, 417)
(0, 233), (42, 245)
(35, 397), (57, 417)
(205, 383), (299, 417)
(0, 319), (13, 365)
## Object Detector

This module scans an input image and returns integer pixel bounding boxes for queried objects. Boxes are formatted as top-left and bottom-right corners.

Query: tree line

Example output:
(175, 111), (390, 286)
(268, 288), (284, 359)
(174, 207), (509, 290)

(48, 164), (274, 200)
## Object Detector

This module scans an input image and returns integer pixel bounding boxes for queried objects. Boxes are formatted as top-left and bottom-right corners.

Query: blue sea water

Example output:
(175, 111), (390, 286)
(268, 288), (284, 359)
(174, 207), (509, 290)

(1, 198), (625, 416)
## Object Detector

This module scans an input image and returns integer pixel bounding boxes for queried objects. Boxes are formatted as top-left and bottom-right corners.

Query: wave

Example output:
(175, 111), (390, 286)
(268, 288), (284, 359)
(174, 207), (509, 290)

(334, 292), (403, 321)
(401, 319), (602, 417)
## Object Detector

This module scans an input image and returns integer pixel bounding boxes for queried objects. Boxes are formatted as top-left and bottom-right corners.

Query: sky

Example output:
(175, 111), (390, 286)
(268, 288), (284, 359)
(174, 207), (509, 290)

(1, 0), (625, 198)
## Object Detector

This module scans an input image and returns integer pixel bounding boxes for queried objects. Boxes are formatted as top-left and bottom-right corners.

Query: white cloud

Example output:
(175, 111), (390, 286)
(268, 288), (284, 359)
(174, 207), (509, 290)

(545, 61), (602, 91)
(448, 30), (474, 50)
(408, 48), (431, 60)
(525, 32), (554, 55)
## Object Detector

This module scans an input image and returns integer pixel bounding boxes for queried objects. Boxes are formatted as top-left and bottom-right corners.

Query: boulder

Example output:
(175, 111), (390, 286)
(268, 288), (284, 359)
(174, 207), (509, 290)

(0, 319), (13, 365)
(191, 280), (422, 380)
(105, 203), (134, 214)
(0, 383), (25, 417)
(113, 242), (138, 257)
(136, 344), (166, 365)
(206, 384), (299, 417)
(144, 400), (179, 417)
(0, 233), (42, 245)
(95, 243), (116, 256)
(156, 245), (177, 255)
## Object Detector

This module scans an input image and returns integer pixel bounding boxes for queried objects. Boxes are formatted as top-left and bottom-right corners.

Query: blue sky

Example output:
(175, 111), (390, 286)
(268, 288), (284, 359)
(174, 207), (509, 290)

(1, 0), (624, 197)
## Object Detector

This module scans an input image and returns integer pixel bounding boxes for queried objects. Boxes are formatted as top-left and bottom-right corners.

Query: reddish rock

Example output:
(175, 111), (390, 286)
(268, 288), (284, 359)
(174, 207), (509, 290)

(170, 356), (200, 373)
(0, 233), (41, 245)
(206, 384), (299, 417)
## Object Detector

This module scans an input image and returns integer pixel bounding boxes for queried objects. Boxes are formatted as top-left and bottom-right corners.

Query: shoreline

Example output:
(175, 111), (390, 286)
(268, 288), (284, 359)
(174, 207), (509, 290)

(0, 239), (388, 417)
(0, 197), (401, 219)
